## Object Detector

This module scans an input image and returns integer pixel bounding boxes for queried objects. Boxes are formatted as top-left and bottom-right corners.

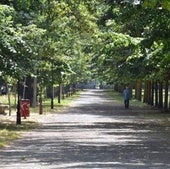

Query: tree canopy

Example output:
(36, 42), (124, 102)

(0, 0), (169, 91)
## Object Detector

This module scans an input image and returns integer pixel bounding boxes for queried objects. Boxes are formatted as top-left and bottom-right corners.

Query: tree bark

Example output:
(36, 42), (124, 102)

(32, 76), (37, 107)
(7, 84), (11, 116)
(151, 81), (154, 106)
(16, 80), (21, 125)
(58, 83), (62, 104)
(148, 80), (152, 105)
(51, 85), (54, 109)
(164, 80), (169, 110)
(158, 82), (163, 108)
(135, 79), (142, 101)
(155, 81), (158, 107)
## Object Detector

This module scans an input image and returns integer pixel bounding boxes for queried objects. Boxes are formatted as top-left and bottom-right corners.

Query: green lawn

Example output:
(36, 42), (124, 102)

(1, 90), (169, 148)
(105, 89), (170, 126)
(0, 91), (80, 148)
(105, 89), (151, 108)
(0, 121), (40, 148)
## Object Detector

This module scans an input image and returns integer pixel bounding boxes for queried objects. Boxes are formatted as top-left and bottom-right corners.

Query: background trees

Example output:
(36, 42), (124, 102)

(0, 0), (169, 111)
(90, 0), (170, 109)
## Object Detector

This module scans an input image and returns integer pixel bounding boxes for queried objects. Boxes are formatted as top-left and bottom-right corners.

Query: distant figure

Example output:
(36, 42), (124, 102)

(123, 86), (130, 109)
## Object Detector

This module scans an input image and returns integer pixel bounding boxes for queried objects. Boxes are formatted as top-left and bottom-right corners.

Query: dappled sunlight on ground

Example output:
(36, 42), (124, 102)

(0, 90), (170, 169)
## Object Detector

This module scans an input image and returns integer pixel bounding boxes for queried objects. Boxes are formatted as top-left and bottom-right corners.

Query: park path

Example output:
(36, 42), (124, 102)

(0, 89), (170, 169)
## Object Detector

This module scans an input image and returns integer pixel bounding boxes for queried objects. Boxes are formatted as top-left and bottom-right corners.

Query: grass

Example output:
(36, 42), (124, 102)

(0, 129), (18, 147)
(30, 92), (81, 114)
(0, 94), (17, 105)
(2, 90), (169, 148)
(0, 91), (81, 148)
(105, 89), (150, 108)
(105, 89), (170, 126)
(106, 90), (123, 103)
(0, 121), (40, 148)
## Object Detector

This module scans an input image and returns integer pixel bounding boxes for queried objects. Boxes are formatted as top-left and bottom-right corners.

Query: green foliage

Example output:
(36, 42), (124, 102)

(0, 4), (45, 78)
(143, 0), (170, 11)
(0, 0), (169, 92)
(93, 0), (170, 85)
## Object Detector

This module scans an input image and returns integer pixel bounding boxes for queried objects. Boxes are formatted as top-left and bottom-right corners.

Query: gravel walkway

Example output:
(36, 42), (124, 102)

(0, 89), (170, 169)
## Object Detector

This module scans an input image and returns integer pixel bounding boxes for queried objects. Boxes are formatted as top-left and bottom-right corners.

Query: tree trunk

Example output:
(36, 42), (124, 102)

(135, 79), (142, 101)
(158, 82), (163, 108)
(151, 81), (154, 106)
(51, 85), (54, 109)
(16, 80), (21, 125)
(155, 81), (158, 107)
(62, 84), (65, 100)
(143, 80), (152, 105)
(7, 85), (12, 116)
(148, 80), (152, 105)
(143, 81), (149, 103)
(32, 76), (37, 107)
(24, 76), (33, 106)
(164, 80), (169, 110)
(58, 83), (62, 104)
(143, 81), (147, 103)
(39, 92), (43, 115)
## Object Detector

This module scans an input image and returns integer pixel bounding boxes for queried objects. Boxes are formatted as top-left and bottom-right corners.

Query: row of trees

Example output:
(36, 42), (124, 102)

(91, 0), (170, 110)
(0, 0), (170, 117)
(0, 0), (96, 112)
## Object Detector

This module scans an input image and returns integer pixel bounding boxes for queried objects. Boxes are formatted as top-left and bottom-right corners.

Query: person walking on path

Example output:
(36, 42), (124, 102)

(1, 90), (170, 169)
(123, 86), (130, 109)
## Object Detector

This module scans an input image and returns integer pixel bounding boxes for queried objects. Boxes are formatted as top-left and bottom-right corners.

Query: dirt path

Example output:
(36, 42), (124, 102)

(0, 89), (170, 169)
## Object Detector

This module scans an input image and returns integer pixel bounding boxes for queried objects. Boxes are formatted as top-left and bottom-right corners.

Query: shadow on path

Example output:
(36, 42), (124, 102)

(0, 89), (170, 169)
